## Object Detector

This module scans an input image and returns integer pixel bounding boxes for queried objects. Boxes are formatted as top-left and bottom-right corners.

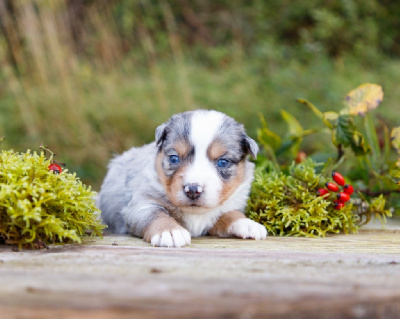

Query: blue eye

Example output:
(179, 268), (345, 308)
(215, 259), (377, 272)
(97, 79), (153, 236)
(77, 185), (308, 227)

(217, 159), (230, 168)
(169, 155), (180, 164)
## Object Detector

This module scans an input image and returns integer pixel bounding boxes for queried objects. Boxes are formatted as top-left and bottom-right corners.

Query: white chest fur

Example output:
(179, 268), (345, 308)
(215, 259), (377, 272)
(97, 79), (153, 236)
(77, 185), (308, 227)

(179, 161), (254, 236)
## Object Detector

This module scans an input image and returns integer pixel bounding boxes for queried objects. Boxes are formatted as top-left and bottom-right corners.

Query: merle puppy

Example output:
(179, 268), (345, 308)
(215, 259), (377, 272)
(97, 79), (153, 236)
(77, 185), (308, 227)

(98, 110), (267, 247)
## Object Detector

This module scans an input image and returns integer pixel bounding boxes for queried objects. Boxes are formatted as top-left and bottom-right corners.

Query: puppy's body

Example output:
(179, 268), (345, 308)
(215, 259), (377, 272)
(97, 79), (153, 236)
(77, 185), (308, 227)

(98, 110), (267, 247)
(100, 141), (254, 237)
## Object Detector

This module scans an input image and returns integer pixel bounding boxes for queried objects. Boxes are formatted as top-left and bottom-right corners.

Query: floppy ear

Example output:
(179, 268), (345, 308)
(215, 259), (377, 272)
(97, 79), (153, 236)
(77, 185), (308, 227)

(243, 135), (259, 159)
(155, 122), (168, 148)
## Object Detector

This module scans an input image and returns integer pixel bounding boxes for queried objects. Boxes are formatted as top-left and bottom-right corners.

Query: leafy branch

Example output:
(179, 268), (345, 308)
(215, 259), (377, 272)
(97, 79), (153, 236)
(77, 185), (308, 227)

(256, 83), (400, 224)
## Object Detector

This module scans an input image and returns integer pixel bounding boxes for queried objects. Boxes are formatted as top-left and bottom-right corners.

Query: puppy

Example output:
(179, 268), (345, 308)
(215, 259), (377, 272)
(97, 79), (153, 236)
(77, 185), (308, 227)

(98, 110), (267, 247)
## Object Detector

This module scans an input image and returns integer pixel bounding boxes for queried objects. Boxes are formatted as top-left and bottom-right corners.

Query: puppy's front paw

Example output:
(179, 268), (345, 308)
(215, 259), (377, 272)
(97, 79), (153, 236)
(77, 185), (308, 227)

(228, 219), (267, 240)
(151, 229), (191, 248)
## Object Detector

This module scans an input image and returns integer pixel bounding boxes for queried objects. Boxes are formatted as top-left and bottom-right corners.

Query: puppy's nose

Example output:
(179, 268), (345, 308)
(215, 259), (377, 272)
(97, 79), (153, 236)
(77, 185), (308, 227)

(184, 184), (203, 200)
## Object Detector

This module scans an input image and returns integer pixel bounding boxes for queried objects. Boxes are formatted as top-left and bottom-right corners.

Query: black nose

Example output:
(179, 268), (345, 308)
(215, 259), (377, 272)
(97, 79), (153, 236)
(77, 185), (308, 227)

(184, 184), (203, 200)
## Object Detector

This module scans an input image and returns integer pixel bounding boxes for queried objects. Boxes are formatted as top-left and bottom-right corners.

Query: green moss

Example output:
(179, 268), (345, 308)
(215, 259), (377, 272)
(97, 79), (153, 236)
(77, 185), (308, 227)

(246, 160), (360, 237)
(0, 149), (105, 248)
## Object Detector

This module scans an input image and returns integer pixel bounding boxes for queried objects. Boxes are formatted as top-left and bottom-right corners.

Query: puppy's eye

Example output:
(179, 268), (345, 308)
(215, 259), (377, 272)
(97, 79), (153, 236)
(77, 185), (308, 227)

(217, 159), (230, 168)
(169, 155), (180, 164)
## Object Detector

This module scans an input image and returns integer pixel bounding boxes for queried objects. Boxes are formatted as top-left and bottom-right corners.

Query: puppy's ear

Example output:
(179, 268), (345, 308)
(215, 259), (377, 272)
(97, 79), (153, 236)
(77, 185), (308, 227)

(243, 134), (259, 159)
(155, 122), (168, 148)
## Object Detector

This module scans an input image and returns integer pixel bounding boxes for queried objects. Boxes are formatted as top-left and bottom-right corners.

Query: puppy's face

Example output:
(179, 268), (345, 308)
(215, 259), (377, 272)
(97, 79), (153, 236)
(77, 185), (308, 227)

(155, 110), (258, 212)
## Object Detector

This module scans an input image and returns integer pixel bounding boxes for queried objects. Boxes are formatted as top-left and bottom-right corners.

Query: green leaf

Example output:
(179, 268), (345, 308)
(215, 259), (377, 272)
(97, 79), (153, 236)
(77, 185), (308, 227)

(391, 126), (400, 154)
(370, 194), (392, 217)
(390, 162), (400, 185)
(298, 129), (321, 137)
(322, 112), (338, 129)
(279, 110), (320, 158)
(257, 114), (281, 164)
(383, 124), (391, 164)
(344, 83), (383, 116)
(364, 114), (380, 164)
(257, 114), (282, 152)
(276, 138), (301, 158)
(297, 98), (323, 119)
(281, 110), (303, 135)
(383, 124), (390, 163)
(351, 131), (371, 156)
(334, 115), (355, 146)
(257, 127), (282, 152)
(334, 115), (370, 155)
(298, 98), (338, 130)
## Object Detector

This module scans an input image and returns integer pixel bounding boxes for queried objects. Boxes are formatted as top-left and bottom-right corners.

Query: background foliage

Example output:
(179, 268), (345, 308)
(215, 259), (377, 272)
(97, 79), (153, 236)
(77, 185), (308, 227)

(1, 0), (400, 190)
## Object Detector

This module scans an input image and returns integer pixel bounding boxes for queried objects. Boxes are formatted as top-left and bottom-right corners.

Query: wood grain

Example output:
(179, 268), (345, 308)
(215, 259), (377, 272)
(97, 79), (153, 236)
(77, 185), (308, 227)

(0, 218), (399, 318)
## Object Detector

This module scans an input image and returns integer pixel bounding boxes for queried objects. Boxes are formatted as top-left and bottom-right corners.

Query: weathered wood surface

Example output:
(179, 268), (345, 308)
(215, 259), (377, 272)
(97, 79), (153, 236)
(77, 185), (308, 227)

(1, 218), (400, 319)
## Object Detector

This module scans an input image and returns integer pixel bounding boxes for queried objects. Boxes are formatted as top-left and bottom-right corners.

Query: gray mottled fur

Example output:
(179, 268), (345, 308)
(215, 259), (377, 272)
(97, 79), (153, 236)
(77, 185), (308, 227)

(98, 109), (258, 237)
(98, 143), (166, 235)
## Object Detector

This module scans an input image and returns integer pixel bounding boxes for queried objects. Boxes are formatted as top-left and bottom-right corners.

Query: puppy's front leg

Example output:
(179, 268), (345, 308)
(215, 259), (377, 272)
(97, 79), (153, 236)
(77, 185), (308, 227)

(209, 211), (267, 240)
(143, 212), (191, 248)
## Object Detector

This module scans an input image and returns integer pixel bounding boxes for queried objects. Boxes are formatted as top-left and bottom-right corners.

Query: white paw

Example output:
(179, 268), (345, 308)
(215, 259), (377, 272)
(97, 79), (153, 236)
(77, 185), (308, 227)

(228, 219), (267, 240)
(150, 229), (191, 248)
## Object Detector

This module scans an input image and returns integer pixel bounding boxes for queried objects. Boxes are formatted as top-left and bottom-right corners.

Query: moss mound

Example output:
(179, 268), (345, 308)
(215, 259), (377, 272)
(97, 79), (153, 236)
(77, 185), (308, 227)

(0, 149), (104, 248)
(246, 160), (390, 237)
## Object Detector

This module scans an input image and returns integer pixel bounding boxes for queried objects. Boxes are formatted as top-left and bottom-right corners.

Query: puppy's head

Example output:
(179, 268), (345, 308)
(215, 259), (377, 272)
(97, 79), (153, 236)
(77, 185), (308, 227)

(155, 110), (258, 212)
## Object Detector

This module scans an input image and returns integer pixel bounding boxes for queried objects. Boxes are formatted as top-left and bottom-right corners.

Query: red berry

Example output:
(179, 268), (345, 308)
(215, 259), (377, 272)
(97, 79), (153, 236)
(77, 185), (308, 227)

(343, 184), (354, 195)
(325, 182), (339, 192)
(49, 163), (62, 174)
(317, 188), (329, 197)
(333, 201), (344, 210)
(332, 171), (345, 186)
(337, 192), (351, 202)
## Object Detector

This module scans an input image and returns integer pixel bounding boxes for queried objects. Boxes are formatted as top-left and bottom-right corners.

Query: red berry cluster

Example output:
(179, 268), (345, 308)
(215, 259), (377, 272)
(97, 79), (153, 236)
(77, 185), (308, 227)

(317, 171), (354, 210)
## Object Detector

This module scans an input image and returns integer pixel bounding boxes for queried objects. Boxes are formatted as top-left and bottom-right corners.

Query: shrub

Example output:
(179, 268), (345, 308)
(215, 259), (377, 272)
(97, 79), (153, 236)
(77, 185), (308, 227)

(0, 146), (104, 248)
(247, 159), (391, 237)
(248, 83), (398, 236)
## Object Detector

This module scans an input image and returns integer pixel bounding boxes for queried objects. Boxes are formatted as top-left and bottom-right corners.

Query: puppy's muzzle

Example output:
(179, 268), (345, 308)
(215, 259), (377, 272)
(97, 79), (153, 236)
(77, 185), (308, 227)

(184, 184), (203, 200)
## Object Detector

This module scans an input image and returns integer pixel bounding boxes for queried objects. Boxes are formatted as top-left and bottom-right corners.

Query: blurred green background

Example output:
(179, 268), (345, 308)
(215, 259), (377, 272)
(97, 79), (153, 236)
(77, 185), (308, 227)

(1, 0), (399, 189)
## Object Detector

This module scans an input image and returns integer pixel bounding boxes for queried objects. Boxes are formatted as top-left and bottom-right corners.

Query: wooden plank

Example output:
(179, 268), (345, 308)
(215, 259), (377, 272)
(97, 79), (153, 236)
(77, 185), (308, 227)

(0, 218), (400, 318)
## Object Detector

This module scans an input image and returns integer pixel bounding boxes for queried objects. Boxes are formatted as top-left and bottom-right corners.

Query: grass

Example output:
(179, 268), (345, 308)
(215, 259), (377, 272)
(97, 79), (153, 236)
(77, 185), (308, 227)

(1, 1), (400, 190)
(2, 54), (400, 189)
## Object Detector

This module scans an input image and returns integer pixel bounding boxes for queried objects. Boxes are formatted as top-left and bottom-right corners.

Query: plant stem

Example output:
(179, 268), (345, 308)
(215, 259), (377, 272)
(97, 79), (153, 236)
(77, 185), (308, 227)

(39, 145), (55, 162)
(337, 144), (344, 162)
